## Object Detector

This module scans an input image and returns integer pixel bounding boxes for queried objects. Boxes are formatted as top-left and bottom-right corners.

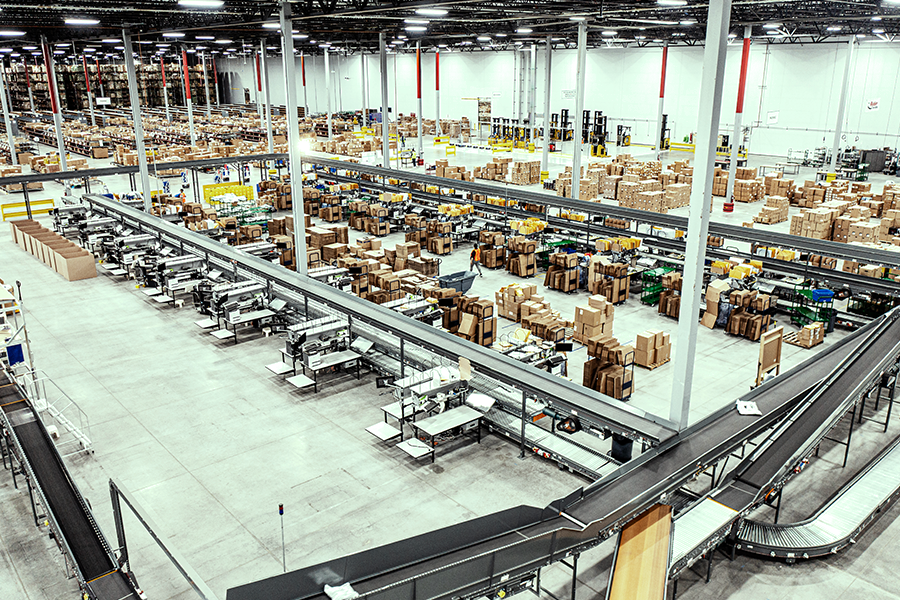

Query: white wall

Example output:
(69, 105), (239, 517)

(217, 40), (900, 158)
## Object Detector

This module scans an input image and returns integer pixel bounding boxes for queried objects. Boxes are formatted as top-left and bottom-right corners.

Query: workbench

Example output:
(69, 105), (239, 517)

(302, 349), (361, 393)
(213, 308), (275, 344)
(400, 405), (483, 463)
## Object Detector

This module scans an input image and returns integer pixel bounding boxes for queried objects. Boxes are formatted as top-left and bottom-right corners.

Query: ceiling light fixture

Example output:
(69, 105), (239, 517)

(602, 30), (617, 36)
(65, 18), (99, 25)
(680, 20), (697, 25)
(872, 16), (883, 21)
(262, 22), (281, 29)
(53, 50), (65, 54)
(0, 31), (25, 37)
(178, 0), (224, 7)
(728, 32), (737, 37)
(657, 0), (687, 5)
(214, 39), (232, 44)
(826, 26), (842, 31)
(293, 34), (309, 39)
(495, 33), (507, 37)
(516, 27), (533, 33)
(873, 28), (885, 34)
(56, 43), (71, 47)
(415, 8), (448, 16)
(83, 48), (96, 52)
(22, 46), (36, 50)
(162, 32), (185, 38)
(0, 49), (12, 53)
(763, 23), (781, 29)
(196, 35), (215, 40)
(569, 16), (586, 21)
(477, 36), (491, 41)
(405, 26), (427, 32)
(404, 19), (429, 24)
(102, 38), (119, 43)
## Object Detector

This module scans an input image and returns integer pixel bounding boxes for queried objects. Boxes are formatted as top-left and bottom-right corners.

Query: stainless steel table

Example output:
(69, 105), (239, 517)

(303, 349), (361, 393)
(405, 405), (483, 463)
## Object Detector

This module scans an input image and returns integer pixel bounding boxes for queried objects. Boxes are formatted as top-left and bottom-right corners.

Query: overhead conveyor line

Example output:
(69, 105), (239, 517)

(85, 193), (675, 446)
(226, 310), (897, 600)
(0, 373), (138, 600)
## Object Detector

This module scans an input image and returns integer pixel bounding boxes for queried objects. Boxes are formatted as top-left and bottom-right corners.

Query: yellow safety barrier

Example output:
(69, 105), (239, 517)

(203, 182), (255, 204)
(515, 141), (526, 149)
(433, 135), (450, 146)
(540, 170), (549, 182)
(445, 145), (457, 156)
(1, 199), (55, 221)
(492, 141), (513, 153)
(669, 142), (695, 152)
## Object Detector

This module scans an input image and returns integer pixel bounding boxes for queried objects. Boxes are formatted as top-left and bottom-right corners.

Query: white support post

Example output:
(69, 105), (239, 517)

(123, 31), (152, 212)
(830, 36), (855, 172)
(571, 22), (587, 200)
(669, 0), (733, 430)
(202, 52), (211, 119)
(529, 43), (537, 145)
(361, 52), (367, 128)
(325, 48), (333, 140)
(279, 1), (308, 275)
(380, 33), (390, 168)
(261, 41), (274, 158)
(161, 56), (171, 122)
(540, 36), (552, 176)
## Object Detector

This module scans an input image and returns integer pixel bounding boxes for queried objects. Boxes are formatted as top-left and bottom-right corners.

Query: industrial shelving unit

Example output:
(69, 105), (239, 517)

(640, 266), (674, 306)
(789, 283), (836, 332)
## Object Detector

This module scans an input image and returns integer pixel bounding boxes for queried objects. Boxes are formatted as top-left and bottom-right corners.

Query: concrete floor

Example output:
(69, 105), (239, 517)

(0, 134), (898, 600)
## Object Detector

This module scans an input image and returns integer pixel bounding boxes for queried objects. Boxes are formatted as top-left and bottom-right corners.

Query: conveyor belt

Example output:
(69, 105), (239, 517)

(0, 375), (136, 600)
(226, 311), (900, 600)
(736, 432), (900, 559)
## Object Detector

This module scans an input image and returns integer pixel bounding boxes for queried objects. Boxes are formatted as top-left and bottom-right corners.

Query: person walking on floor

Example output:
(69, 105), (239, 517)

(470, 246), (483, 277)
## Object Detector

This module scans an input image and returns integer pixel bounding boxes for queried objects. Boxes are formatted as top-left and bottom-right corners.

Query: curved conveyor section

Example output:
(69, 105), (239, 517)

(0, 374), (137, 600)
(736, 433), (900, 560)
(226, 309), (900, 600)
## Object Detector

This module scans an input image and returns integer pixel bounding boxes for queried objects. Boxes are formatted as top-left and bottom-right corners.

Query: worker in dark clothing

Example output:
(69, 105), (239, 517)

(470, 246), (483, 276)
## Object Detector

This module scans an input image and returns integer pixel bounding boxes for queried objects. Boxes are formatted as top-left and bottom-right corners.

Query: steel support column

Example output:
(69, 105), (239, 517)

(435, 49), (440, 132)
(255, 50), (263, 119)
(41, 37), (66, 172)
(361, 52), (367, 127)
(261, 42), (274, 160)
(280, 1), (308, 275)
(202, 52), (211, 119)
(123, 31), (153, 212)
(0, 60), (17, 166)
(380, 33), (390, 168)
(416, 42), (423, 162)
(325, 48), (333, 140)
(161, 56), (171, 122)
(213, 58), (220, 106)
(669, 0), (732, 430)
(725, 27), (752, 202)
(830, 37), (855, 172)
(182, 48), (197, 147)
(571, 22), (587, 201)
(25, 61), (35, 114)
(541, 36), (552, 175)
(530, 43), (537, 144)
(301, 52), (308, 117)
(82, 55), (96, 127)
(656, 43), (668, 153)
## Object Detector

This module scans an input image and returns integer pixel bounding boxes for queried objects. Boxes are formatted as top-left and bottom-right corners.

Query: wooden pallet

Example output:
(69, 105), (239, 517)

(638, 358), (671, 371)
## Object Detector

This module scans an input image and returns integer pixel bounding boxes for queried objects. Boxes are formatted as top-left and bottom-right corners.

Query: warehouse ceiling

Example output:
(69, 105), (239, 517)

(0, 0), (899, 62)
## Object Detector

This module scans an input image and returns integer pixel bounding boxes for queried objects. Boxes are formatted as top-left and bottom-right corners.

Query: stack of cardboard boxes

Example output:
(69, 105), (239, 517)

(434, 159), (474, 181)
(665, 183), (691, 209)
(789, 208), (835, 240)
(495, 283), (537, 321)
(506, 236), (537, 278)
(474, 157), (512, 181)
(426, 221), (453, 255)
(753, 195), (790, 224)
(573, 295), (615, 344)
(478, 230), (506, 269)
(519, 295), (568, 342)
(583, 329), (634, 400)
(588, 260), (630, 303)
(733, 179), (765, 203)
(509, 161), (542, 185)
(725, 290), (773, 341)
(700, 279), (732, 329)
(657, 272), (682, 318)
(635, 330), (671, 368)
(544, 252), (579, 292)
(795, 321), (825, 348)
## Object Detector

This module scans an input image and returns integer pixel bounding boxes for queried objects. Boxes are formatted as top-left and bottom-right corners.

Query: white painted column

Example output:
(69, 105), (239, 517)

(123, 31), (152, 211)
(829, 36), (855, 172)
(540, 36), (552, 175)
(669, 0), (733, 430)
(571, 22), (587, 200)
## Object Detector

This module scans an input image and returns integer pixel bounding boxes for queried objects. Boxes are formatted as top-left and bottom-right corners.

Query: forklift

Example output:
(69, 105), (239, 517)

(589, 111), (609, 157)
(659, 114), (671, 150)
(616, 124), (631, 147)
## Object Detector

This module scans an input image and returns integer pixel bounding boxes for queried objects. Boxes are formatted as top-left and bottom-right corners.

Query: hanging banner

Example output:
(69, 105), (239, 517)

(766, 110), (779, 125)
(866, 98), (880, 111)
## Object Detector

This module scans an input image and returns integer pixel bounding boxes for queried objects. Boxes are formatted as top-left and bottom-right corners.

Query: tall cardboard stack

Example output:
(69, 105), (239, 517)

(519, 295), (568, 342)
(545, 252), (579, 292)
(588, 262), (629, 303)
(426, 221), (453, 255)
(665, 183), (691, 209)
(700, 279), (731, 329)
(573, 295), (615, 344)
(509, 161), (542, 185)
(725, 290), (773, 341)
(506, 236), (537, 277)
(789, 208), (834, 240)
(453, 296), (496, 346)
(634, 330), (671, 368)
(583, 328), (634, 400)
(753, 195), (790, 224)
(495, 283), (538, 322)
(478, 230), (506, 269)
(733, 179), (765, 203)
(365, 204), (391, 237)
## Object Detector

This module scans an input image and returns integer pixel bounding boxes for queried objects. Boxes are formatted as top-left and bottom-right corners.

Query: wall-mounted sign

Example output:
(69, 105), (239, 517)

(866, 98), (880, 111)
(766, 110), (779, 125)
(96, 97), (112, 106)
(562, 89), (576, 100)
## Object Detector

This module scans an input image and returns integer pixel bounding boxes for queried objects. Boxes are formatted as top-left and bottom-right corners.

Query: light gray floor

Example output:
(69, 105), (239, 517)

(0, 134), (896, 600)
